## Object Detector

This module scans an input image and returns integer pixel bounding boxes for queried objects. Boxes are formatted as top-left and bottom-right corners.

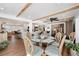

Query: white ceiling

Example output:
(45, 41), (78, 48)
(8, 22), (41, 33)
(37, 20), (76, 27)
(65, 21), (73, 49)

(0, 3), (23, 15)
(0, 3), (79, 21)
(21, 3), (77, 20)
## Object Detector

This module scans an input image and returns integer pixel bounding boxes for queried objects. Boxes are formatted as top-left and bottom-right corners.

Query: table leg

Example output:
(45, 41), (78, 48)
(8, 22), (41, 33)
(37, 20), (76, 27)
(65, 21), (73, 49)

(41, 43), (48, 56)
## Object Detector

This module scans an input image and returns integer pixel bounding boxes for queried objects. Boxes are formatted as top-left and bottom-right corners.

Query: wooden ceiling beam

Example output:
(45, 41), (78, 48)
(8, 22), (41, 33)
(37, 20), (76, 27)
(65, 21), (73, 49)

(16, 3), (32, 17)
(33, 4), (79, 21)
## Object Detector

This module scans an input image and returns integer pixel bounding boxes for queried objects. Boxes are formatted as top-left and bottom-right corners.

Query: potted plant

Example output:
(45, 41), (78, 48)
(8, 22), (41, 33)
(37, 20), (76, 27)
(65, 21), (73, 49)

(65, 41), (79, 56)
(0, 40), (9, 51)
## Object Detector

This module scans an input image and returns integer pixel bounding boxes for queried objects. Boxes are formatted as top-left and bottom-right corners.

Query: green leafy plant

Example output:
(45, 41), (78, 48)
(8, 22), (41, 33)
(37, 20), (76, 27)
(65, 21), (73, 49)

(0, 40), (9, 51)
(65, 42), (73, 49)
(66, 42), (79, 53)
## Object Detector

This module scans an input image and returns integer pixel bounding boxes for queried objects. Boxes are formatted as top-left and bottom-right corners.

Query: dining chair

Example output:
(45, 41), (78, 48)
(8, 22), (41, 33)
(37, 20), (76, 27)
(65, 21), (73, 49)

(23, 36), (42, 56)
(55, 32), (63, 43)
(45, 35), (66, 56)
(69, 32), (75, 43)
(52, 32), (63, 47)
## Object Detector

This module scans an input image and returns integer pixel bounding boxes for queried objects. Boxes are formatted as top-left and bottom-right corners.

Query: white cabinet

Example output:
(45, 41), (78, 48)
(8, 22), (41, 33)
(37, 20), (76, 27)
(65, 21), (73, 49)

(0, 32), (7, 42)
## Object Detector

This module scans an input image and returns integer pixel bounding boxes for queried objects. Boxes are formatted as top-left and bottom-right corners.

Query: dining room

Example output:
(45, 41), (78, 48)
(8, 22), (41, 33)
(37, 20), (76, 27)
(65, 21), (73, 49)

(0, 3), (79, 56)
(28, 16), (75, 56)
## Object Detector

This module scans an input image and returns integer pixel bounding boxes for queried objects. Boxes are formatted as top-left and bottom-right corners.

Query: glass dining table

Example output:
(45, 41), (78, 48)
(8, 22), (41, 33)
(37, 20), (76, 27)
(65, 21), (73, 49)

(31, 36), (56, 56)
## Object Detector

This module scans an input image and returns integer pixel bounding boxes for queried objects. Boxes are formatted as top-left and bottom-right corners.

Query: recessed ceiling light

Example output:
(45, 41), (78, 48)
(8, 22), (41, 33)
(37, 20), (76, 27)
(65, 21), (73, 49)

(0, 8), (4, 10)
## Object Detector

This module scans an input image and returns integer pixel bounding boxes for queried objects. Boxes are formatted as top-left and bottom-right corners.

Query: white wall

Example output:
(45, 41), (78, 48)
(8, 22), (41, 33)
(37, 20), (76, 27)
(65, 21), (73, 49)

(76, 16), (79, 43)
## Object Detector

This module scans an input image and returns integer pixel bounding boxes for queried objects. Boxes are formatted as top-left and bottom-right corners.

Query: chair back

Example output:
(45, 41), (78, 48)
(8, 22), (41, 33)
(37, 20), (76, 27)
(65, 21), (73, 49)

(55, 32), (63, 43)
(23, 36), (34, 56)
(59, 35), (66, 55)
(69, 32), (75, 41)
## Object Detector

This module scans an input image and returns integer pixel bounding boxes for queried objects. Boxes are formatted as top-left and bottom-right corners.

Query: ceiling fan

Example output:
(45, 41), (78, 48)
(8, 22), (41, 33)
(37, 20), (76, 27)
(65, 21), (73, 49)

(50, 17), (59, 22)
(44, 17), (67, 24)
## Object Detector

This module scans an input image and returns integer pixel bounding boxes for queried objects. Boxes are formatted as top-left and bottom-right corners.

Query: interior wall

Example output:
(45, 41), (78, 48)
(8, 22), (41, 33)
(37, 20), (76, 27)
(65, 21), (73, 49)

(0, 21), (1, 31)
(76, 16), (79, 43)
(66, 19), (73, 35)
(0, 20), (4, 32)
